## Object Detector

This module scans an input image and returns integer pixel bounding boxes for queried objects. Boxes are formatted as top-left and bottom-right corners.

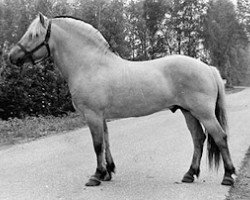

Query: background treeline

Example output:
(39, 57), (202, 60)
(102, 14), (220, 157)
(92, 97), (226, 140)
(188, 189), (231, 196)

(0, 0), (250, 120)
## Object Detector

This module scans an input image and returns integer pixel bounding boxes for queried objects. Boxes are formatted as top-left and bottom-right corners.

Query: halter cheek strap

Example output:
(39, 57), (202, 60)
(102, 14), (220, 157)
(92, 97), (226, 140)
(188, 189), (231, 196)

(17, 20), (52, 65)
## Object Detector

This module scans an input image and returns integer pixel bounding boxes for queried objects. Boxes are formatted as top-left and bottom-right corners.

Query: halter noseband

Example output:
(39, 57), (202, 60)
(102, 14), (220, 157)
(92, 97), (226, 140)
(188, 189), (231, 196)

(17, 20), (52, 65)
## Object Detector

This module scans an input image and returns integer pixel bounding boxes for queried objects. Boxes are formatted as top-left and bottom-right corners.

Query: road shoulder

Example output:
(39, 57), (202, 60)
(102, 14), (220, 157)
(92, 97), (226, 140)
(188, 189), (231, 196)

(226, 147), (250, 200)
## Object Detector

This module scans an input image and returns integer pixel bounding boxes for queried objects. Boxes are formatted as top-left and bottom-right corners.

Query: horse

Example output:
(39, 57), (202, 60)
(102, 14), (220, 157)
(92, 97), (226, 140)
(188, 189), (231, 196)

(8, 13), (235, 187)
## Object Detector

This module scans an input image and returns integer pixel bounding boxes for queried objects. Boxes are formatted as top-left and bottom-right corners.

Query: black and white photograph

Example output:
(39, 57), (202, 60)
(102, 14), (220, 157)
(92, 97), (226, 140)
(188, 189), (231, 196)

(0, 0), (250, 199)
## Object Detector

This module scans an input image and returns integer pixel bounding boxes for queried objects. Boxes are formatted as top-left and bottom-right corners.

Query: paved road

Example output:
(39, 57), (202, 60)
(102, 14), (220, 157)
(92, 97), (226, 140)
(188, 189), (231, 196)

(1, 88), (250, 200)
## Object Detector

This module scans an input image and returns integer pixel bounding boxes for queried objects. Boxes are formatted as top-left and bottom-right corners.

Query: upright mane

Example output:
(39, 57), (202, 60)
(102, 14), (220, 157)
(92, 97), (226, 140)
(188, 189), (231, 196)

(53, 16), (114, 53)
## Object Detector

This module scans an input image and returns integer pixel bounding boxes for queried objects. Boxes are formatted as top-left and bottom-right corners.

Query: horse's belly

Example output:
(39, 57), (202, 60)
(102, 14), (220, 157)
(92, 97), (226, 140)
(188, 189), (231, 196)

(104, 92), (172, 119)
(105, 104), (166, 119)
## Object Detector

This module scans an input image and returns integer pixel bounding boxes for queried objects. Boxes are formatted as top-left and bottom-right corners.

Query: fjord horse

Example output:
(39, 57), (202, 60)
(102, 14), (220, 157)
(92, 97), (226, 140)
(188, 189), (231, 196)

(8, 13), (235, 186)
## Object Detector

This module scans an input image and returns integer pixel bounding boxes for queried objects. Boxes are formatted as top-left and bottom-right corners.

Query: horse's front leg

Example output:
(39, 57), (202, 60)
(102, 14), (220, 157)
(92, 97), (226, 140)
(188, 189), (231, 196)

(103, 120), (116, 180)
(85, 109), (109, 186)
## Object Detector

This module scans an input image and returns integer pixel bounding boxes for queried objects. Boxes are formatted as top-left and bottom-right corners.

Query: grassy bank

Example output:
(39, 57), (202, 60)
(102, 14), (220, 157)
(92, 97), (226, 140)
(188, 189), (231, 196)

(226, 146), (250, 200)
(0, 112), (86, 146)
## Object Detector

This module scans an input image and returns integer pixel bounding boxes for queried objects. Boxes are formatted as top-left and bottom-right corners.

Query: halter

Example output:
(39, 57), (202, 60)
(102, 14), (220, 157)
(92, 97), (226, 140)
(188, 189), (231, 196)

(17, 20), (52, 65)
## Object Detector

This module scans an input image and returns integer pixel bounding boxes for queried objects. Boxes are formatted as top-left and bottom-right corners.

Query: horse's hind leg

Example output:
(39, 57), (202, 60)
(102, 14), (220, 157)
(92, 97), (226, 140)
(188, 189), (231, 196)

(181, 109), (206, 183)
(200, 116), (235, 185)
(103, 120), (116, 180)
(84, 109), (109, 186)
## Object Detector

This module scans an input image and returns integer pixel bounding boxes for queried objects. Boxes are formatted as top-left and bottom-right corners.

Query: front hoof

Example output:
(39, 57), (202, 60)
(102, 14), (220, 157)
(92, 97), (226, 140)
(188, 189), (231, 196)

(85, 177), (101, 186)
(182, 173), (194, 183)
(221, 176), (234, 186)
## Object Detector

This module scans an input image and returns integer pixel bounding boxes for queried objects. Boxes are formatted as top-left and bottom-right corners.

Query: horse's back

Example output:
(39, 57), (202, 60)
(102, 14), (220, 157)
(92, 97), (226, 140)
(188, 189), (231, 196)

(160, 55), (212, 79)
(135, 55), (216, 96)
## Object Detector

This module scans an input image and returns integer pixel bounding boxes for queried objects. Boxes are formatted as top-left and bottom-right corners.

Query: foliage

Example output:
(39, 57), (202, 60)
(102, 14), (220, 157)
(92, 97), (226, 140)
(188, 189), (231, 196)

(0, 46), (74, 120)
(75, 0), (130, 58)
(0, 0), (249, 120)
(202, 0), (249, 85)
(237, 0), (250, 39)
(165, 0), (208, 58)
(125, 0), (148, 60)
(143, 0), (167, 59)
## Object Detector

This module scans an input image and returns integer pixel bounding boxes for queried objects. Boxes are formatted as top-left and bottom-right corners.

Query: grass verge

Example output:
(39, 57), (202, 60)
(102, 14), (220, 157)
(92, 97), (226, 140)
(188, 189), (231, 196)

(0, 112), (85, 146)
(226, 147), (250, 200)
(226, 87), (245, 94)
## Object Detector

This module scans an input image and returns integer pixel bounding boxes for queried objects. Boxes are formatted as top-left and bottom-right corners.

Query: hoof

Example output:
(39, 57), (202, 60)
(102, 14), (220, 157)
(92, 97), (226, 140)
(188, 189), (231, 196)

(221, 176), (234, 186)
(182, 173), (194, 183)
(85, 177), (101, 186)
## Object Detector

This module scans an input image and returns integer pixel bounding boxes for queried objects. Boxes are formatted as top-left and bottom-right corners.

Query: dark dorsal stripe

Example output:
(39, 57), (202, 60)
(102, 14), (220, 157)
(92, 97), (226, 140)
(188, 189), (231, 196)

(54, 15), (85, 22)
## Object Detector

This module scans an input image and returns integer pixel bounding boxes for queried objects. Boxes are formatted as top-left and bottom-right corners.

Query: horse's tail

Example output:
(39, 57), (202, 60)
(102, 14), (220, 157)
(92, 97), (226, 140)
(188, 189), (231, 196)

(207, 66), (228, 169)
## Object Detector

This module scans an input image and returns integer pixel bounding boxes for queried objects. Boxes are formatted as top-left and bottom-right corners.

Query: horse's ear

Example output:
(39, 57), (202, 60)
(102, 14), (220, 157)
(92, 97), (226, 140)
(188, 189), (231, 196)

(38, 12), (47, 28)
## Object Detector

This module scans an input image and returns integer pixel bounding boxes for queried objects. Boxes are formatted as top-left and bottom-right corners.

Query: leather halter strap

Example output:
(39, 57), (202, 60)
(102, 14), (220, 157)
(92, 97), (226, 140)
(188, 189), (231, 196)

(17, 20), (52, 65)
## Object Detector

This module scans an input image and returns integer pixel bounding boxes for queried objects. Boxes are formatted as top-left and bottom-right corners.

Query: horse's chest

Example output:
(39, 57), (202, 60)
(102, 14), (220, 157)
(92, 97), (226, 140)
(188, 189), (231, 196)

(70, 82), (108, 110)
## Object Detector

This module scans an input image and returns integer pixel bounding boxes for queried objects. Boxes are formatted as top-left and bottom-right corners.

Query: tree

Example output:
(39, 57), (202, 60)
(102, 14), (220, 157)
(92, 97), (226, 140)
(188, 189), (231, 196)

(203, 0), (249, 84)
(75, 0), (107, 29)
(143, 0), (167, 59)
(34, 0), (53, 17)
(0, 0), (18, 45)
(75, 0), (129, 58)
(163, 0), (208, 57)
(237, 0), (250, 39)
(51, 0), (76, 16)
(125, 0), (148, 60)
(100, 0), (130, 57)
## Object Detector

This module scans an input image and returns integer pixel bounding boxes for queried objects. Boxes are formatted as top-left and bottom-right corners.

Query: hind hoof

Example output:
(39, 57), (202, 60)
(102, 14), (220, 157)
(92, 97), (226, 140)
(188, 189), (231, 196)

(182, 173), (194, 183)
(85, 177), (101, 186)
(221, 176), (234, 186)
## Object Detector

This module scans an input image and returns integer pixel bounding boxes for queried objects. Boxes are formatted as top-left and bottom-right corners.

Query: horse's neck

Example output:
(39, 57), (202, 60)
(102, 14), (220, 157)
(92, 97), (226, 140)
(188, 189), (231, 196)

(51, 22), (119, 83)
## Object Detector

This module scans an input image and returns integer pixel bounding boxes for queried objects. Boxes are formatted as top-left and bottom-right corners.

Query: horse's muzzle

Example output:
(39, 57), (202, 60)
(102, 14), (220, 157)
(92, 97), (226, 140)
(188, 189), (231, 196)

(8, 46), (25, 66)
(8, 53), (15, 65)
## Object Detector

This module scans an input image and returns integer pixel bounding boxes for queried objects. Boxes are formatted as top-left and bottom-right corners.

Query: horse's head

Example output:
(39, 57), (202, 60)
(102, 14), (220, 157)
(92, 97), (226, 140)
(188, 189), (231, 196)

(9, 13), (52, 66)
